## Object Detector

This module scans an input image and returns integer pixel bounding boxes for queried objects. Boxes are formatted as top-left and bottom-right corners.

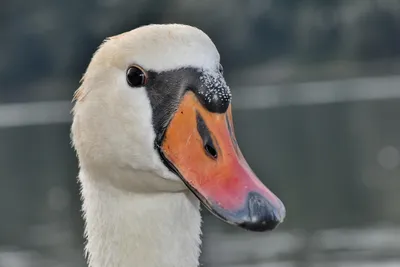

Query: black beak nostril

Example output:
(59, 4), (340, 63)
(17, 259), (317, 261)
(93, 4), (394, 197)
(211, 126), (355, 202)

(196, 111), (218, 160)
(204, 142), (217, 159)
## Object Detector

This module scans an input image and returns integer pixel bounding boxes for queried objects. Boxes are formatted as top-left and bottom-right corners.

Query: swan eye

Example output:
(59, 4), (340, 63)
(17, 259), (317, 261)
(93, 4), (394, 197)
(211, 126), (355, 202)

(218, 64), (224, 75)
(126, 65), (147, 87)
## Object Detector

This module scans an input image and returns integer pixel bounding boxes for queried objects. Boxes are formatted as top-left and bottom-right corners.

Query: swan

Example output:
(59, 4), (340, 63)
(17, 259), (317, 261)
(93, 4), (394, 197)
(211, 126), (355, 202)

(71, 23), (286, 267)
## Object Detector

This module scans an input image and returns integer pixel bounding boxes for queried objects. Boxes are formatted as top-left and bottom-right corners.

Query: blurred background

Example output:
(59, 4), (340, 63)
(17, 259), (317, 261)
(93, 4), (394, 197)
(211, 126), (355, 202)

(1, 0), (400, 266)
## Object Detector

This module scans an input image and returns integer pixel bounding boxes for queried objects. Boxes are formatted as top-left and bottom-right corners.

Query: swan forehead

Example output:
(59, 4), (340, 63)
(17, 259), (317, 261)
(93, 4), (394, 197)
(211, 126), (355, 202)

(101, 24), (220, 72)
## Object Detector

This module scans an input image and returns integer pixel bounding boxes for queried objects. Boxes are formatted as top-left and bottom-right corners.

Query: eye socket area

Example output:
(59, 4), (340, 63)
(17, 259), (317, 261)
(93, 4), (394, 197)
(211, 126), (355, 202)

(218, 63), (224, 75)
(126, 65), (147, 87)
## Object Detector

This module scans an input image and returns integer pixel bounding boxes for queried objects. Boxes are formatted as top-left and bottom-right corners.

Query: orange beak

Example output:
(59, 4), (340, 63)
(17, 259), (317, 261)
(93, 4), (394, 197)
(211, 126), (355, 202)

(158, 91), (285, 231)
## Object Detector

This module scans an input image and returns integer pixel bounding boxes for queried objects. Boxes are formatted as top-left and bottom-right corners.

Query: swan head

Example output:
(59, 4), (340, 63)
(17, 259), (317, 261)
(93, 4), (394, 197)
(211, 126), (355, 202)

(72, 24), (285, 231)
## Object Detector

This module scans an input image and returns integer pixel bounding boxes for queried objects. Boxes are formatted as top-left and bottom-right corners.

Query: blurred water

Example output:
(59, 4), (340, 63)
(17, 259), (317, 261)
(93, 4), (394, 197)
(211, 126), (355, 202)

(0, 225), (399, 267)
(202, 224), (400, 267)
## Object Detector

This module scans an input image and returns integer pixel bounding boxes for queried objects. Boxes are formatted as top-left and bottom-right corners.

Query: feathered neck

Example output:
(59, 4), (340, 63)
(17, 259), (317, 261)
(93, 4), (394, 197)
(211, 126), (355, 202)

(79, 168), (202, 267)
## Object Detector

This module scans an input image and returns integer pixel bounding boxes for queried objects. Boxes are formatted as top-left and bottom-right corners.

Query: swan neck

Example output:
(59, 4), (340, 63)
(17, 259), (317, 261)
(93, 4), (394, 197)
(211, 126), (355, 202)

(80, 170), (202, 267)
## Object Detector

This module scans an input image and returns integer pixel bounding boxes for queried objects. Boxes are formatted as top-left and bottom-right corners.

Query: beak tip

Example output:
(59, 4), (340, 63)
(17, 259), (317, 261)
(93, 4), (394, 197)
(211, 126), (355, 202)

(209, 191), (285, 232)
(239, 218), (280, 232)
(240, 192), (286, 232)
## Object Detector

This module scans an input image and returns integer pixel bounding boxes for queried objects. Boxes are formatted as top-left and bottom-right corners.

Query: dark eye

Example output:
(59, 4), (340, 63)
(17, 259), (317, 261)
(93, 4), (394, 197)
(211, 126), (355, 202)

(126, 65), (147, 87)
(218, 64), (224, 75)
